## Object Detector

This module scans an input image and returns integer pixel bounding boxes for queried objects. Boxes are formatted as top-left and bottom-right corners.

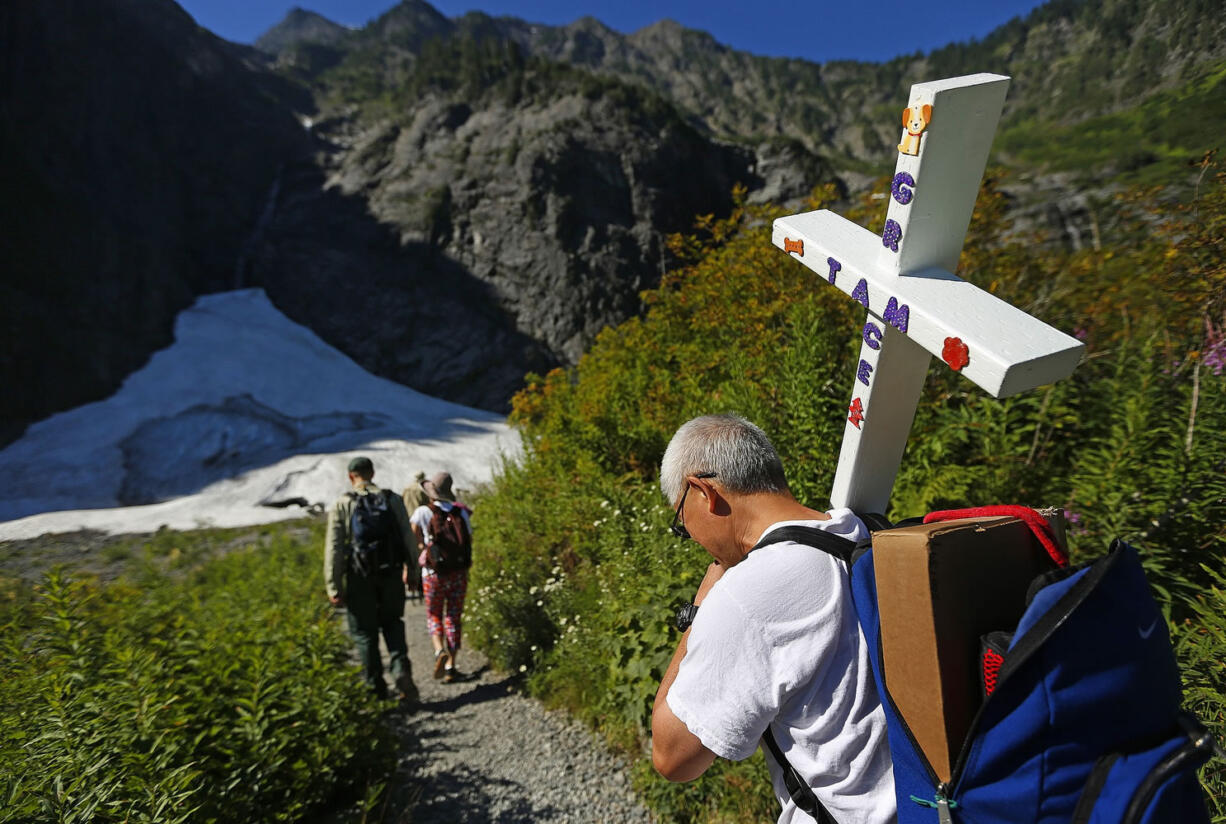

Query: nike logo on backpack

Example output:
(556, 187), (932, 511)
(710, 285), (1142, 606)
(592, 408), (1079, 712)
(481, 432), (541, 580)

(1138, 619), (1158, 640)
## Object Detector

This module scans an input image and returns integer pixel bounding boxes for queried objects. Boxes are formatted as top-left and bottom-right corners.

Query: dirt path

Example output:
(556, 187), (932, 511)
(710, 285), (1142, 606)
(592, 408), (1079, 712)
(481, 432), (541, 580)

(376, 598), (653, 824)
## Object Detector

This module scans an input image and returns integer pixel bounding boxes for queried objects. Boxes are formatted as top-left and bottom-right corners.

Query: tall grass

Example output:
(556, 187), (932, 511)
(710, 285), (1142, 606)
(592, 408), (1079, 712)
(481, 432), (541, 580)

(0, 521), (395, 823)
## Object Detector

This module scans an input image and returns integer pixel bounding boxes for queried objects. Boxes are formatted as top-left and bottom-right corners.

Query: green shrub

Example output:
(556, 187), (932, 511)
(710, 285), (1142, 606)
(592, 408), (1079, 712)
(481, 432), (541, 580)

(0, 522), (394, 823)
(468, 170), (1226, 820)
(1175, 564), (1226, 821)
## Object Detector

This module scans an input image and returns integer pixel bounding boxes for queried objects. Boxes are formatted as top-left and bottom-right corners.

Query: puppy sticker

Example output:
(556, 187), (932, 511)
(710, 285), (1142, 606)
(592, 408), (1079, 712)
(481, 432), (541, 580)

(898, 104), (933, 156)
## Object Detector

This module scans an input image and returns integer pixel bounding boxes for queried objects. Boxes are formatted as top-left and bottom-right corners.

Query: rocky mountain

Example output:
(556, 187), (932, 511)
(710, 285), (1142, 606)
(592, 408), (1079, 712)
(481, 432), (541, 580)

(262, 0), (1226, 176)
(4, 0), (1222, 447)
(251, 83), (755, 391)
(246, 35), (807, 398)
(0, 0), (312, 446)
(254, 7), (353, 55)
(0, 0), (755, 443)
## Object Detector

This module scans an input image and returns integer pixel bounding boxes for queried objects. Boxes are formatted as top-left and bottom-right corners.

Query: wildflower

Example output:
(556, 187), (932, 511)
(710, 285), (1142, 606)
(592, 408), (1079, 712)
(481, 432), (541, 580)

(519, 665), (527, 672)
(1204, 319), (1225, 376)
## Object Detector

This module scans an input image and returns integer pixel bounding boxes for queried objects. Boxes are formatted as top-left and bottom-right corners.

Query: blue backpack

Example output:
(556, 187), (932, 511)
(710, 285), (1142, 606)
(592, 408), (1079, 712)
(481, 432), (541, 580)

(761, 512), (1218, 824)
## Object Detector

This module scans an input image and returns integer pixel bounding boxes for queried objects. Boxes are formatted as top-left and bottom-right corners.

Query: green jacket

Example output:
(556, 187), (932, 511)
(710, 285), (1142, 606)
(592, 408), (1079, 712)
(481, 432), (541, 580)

(324, 481), (415, 599)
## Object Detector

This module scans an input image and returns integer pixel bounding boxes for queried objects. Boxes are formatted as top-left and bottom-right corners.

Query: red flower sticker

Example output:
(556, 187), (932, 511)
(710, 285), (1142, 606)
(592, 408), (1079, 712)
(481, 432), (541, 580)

(848, 397), (865, 429)
(942, 337), (970, 371)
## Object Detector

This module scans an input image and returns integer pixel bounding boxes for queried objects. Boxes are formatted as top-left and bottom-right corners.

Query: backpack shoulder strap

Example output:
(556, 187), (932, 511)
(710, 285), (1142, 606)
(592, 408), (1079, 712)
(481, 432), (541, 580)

(761, 728), (840, 824)
(751, 525), (857, 564)
(379, 489), (404, 542)
(754, 526), (853, 824)
(854, 511), (893, 532)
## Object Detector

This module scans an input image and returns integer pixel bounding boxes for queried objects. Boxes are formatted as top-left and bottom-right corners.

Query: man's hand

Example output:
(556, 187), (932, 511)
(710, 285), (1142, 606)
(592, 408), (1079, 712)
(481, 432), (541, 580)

(693, 561), (725, 606)
(329, 594), (344, 607)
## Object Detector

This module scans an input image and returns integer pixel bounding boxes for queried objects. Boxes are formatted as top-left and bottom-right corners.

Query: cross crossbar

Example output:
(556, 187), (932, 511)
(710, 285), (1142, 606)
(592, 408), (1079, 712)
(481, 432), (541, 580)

(771, 212), (1084, 398)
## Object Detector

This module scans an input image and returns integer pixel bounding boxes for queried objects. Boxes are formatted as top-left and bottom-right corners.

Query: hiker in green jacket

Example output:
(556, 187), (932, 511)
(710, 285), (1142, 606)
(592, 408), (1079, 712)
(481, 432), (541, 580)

(324, 456), (418, 703)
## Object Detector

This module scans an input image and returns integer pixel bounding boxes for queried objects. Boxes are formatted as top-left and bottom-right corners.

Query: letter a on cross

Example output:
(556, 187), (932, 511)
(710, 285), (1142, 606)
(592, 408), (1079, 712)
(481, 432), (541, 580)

(773, 74), (1085, 514)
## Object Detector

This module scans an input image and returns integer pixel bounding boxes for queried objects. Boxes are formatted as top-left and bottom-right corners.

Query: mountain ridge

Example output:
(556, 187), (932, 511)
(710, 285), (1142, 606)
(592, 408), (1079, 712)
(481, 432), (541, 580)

(259, 0), (1226, 169)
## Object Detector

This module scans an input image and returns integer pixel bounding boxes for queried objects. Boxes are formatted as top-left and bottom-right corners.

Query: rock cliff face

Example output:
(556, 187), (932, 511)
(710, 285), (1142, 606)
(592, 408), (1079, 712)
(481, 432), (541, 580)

(238, 6), (836, 410)
(248, 67), (758, 407)
(0, 0), (311, 444)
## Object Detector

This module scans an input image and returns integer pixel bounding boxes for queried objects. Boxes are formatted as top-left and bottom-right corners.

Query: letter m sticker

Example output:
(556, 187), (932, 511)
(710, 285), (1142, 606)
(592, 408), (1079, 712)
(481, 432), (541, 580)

(883, 297), (910, 334)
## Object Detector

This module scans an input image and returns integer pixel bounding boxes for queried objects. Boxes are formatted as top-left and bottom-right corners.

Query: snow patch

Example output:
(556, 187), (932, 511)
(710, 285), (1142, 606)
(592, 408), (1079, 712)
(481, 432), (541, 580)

(0, 289), (518, 539)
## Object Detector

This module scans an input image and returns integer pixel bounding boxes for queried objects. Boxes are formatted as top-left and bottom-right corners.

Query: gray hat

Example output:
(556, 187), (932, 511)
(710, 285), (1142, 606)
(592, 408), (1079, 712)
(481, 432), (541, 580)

(347, 456), (374, 475)
(422, 471), (456, 502)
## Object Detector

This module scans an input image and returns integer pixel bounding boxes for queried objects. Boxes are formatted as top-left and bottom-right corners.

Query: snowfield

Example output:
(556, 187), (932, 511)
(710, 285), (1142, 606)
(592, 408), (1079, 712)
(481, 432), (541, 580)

(0, 289), (519, 540)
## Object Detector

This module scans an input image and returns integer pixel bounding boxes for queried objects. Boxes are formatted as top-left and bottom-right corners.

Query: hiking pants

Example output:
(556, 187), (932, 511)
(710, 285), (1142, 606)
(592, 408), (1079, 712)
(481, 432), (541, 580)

(423, 568), (468, 652)
(344, 572), (409, 694)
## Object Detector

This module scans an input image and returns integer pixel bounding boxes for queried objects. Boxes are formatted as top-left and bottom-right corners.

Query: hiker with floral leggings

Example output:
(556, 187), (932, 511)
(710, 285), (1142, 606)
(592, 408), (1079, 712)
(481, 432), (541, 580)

(409, 471), (473, 682)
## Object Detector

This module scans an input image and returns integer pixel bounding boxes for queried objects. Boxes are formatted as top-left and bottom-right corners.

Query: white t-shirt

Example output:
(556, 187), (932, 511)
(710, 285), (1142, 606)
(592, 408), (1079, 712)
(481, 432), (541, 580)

(666, 509), (897, 824)
(411, 501), (472, 575)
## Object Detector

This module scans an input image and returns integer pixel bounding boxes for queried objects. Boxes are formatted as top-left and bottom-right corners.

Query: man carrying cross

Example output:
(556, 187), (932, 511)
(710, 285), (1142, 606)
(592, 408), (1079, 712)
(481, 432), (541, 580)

(651, 414), (896, 824)
(652, 73), (1084, 823)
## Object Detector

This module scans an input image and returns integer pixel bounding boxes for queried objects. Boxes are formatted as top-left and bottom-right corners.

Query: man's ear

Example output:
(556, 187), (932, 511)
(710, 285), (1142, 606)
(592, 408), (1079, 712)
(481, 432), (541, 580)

(692, 476), (726, 515)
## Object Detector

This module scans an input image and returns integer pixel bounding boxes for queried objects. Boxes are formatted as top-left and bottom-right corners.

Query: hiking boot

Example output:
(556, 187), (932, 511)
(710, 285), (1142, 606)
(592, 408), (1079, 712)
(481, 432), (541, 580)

(433, 649), (451, 680)
(395, 672), (419, 705)
(442, 666), (458, 683)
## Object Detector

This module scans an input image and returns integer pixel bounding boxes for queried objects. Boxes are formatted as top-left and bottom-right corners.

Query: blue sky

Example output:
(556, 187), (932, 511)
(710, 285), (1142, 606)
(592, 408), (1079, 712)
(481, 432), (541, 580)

(178, 0), (1050, 63)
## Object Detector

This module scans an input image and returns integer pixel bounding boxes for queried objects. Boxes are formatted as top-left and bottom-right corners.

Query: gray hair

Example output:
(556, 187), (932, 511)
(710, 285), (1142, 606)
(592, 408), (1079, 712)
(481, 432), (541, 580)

(659, 414), (790, 504)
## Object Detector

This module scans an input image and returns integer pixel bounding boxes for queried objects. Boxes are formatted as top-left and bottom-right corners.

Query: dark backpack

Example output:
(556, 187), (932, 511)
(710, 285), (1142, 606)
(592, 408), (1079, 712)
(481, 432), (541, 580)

(426, 503), (472, 572)
(348, 489), (402, 577)
(757, 509), (1218, 824)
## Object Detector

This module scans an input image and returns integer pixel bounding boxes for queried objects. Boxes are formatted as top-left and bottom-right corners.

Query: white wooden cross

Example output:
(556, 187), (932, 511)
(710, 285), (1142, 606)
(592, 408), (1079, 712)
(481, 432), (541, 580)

(772, 73), (1085, 514)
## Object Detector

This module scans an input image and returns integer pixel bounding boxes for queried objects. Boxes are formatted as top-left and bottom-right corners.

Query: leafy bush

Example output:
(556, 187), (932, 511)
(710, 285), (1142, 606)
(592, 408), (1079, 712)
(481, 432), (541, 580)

(0, 522), (394, 823)
(468, 170), (1226, 820)
(1175, 563), (1226, 820)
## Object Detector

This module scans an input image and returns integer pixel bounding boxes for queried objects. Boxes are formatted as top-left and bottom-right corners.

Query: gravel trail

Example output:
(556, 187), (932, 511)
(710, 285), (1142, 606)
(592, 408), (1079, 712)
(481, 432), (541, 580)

(383, 598), (655, 824)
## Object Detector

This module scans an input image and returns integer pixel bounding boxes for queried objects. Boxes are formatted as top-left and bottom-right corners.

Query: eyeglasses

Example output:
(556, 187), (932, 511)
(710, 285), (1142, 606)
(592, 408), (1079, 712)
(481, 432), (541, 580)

(669, 472), (717, 540)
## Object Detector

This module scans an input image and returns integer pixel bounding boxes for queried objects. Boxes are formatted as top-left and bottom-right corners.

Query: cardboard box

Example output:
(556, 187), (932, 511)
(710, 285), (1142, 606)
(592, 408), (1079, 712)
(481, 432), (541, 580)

(872, 516), (1057, 781)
